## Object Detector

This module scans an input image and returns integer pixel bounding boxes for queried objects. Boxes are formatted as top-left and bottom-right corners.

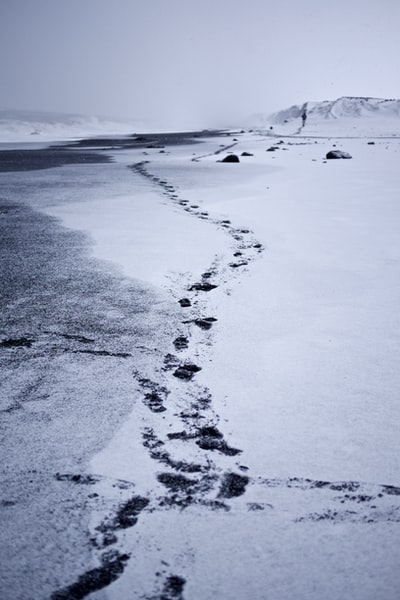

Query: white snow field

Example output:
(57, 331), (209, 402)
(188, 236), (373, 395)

(1, 98), (400, 599)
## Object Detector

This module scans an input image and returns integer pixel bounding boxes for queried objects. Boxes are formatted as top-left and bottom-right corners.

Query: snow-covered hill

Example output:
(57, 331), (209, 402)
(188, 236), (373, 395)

(0, 108), (145, 142)
(256, 97), (400, 137)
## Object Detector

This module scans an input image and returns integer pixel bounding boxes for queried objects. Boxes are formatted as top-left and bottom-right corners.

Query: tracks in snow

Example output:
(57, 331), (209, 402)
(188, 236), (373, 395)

(50, 154), (400, 599)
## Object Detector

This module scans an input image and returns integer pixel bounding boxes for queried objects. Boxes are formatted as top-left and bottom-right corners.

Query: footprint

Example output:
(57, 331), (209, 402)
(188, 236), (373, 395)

(188, 282), (218, 292)
(143, 391), (167, 413)
(173, 336), (189, 351)
(218, 473), (249, 498)
(194, 318), (217, 331)
(173, 363), (202, 381)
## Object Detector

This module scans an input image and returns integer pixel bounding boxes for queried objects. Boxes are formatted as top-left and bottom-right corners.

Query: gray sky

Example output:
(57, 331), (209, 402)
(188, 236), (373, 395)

(1, 0), (399, 128)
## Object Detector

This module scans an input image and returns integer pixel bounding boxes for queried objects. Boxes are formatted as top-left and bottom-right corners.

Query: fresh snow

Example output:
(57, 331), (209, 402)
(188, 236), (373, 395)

(1, 99), (400, 599)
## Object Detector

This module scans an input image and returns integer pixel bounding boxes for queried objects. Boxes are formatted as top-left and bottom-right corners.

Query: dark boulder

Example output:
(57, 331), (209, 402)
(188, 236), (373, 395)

(326, 150), (352, 159)
(241, 151), (253, 156)
(221, 154), (240, 163)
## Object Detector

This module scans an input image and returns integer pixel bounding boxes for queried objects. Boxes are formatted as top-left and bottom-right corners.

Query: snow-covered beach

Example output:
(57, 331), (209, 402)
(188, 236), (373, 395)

(1, 100), (400, 599)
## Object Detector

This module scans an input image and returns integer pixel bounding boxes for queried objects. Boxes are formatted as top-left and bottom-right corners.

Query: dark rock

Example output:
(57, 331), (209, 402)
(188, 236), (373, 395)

(266, 146), (279, 152)
(221, 154), (240, 163)
(218, 472), (249, 498)
(241, 152), (254, 156)
(326, 150), (352, 159)
(178, 298), (191, 307)
(367, 141), (375, 145)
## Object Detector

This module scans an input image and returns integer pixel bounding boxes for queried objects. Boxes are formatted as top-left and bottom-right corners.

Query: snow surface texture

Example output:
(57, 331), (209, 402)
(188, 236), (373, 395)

(1, 99), (400, 599)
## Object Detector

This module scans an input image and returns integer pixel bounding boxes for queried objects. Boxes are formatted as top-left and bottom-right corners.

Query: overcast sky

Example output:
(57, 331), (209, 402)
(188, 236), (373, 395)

(1, 0), (399, 128)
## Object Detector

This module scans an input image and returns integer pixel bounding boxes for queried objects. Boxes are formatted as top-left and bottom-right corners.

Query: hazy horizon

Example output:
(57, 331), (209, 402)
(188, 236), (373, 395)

(1, 0), (400, 129)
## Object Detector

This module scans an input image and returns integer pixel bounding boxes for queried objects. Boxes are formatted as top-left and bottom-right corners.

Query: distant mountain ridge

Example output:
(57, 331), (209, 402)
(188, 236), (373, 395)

(259, 96), (400, 137)
(272, 97), (400, 124)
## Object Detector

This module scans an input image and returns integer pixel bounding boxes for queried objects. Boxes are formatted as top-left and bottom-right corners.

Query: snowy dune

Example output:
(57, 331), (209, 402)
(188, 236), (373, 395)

(1, 99), (400, 599)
